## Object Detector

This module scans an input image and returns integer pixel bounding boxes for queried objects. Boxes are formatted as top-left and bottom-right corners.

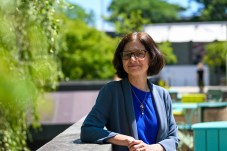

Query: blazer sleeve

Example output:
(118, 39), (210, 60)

(80, 83), (118, 144)
(158, 89), (179, 151)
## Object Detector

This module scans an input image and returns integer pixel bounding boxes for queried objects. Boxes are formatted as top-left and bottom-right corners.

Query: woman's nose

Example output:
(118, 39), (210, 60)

(130, 54), (136, 61)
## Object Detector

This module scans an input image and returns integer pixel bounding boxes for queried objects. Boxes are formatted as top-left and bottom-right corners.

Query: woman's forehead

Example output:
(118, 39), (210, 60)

(124, 40), (145, 50)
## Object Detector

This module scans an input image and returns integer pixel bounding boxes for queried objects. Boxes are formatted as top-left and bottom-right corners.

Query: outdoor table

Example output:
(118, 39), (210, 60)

(172, 102), (227, 129)
(198, 102), (227, 122)
(172, 103), (199, 129)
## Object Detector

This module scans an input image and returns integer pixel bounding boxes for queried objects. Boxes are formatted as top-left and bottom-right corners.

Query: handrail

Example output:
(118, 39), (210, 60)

(37, 117), (112, 151)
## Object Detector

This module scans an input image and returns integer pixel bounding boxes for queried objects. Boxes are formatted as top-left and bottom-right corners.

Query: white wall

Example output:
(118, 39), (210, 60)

(144, 21), (227, 42)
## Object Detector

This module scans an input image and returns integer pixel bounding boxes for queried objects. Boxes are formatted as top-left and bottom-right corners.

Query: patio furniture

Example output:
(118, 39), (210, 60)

(172, 102), (227, 129)
(192, 121), (227, 151)
(207, 89), (223, 102)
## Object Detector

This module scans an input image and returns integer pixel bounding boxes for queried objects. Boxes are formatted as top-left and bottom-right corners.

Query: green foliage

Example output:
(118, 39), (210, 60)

(158, 42), (177, 64)
(61, 3), (95, 26)
(106, 0), (183, 34)
(192, 0), (227, 21)
(58, 15), (117, 80)
(193, 0), (211, 8)
(203, 41), (227, 68)
(0, 0), (63, 150)
(0, 50), (37, 151)
(114, 10), (149, 34)
(199, 0), (227, 21)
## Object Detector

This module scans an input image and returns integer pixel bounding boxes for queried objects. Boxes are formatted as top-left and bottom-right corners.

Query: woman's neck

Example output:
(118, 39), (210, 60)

(128, 75), (149, 92)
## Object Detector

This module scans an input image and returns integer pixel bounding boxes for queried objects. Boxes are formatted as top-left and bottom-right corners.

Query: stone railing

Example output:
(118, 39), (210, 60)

(37, 117), (112, 151)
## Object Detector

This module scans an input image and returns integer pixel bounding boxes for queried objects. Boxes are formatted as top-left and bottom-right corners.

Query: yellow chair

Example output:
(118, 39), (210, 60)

(181, 93), (206, 103)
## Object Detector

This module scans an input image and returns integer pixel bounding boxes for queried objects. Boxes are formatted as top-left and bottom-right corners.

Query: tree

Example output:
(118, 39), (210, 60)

(0, 0), (63, 150)
(60, 3), (95, 26)
(106, 0), (183, 26)
(114, 9), (149, 34)
(200, 0), (227, 21)
(194, 0), (215, 9)
(191, 0), (227, 21)
(58, 15), (117, 80)
(203, 41), (227, 84)
(158, 42), (177, 64)
(203, 41), (227, 69)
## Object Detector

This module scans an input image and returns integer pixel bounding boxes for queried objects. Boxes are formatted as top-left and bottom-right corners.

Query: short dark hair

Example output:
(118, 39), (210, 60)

(112, 32), (165, 79)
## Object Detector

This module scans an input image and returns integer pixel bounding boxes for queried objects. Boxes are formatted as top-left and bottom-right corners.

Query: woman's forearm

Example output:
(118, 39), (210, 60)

(107, 134), (135, 146)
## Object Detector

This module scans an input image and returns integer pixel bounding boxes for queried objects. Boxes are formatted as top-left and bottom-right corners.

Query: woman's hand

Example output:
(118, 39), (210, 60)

(107, 134), (135, 146)
(128, 140), (164, 151)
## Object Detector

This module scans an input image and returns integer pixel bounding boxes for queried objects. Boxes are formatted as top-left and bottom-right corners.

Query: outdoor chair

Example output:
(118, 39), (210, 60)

(207, 89), (223, 102)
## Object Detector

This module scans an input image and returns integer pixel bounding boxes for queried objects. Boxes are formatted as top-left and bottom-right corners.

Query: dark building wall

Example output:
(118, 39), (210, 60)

(172, 42), (193, 65)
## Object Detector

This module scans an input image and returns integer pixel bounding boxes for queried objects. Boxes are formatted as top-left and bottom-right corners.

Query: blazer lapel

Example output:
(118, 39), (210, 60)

(148, 80), (167, 142)
(122, 78), (138, 139)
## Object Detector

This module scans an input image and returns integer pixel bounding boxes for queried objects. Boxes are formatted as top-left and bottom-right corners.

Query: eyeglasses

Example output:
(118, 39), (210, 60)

(120, 50), (147, 60)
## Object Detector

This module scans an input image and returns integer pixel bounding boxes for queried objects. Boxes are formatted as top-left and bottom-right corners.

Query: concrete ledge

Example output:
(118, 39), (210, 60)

(37, 117), (112, 151)
(57, 80), (109, 91)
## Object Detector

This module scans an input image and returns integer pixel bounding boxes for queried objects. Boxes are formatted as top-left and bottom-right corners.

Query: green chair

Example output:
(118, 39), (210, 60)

(169, 91), (179, 102)
(207, 89), (223, 102)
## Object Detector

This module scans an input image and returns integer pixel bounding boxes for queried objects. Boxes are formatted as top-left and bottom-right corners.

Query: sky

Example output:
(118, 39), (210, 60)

(67, 0), (202, 31)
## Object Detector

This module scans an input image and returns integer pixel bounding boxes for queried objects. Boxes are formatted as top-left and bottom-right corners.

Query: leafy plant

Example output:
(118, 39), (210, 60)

(58, 14), (117, 80)
(0, 0), (63, 150)
(108, 0), (183, 23)
(203, 41), (227, 68)
(193, 0), (227, 21)
(158, 42), (177, 65)
(114, 9), (149, 34)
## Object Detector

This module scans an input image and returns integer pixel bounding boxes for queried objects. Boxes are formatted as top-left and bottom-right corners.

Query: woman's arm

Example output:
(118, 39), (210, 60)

(107, 134), (135, 146)
(80, 84), (114, 143)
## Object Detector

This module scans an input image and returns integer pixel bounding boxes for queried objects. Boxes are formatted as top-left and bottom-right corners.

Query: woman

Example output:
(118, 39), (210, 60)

(197, 62), (204, 93)
(80, 32), (179, 151)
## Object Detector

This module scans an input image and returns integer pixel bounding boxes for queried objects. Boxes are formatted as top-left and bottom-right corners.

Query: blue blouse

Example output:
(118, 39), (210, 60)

(131, 85), (159, 144)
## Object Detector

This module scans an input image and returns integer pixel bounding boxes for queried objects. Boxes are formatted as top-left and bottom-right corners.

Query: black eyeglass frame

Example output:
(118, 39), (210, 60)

(120, 50), (147, 60)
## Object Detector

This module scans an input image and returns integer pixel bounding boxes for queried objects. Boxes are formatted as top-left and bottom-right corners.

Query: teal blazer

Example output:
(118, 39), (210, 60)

(81, 78), (179, 151)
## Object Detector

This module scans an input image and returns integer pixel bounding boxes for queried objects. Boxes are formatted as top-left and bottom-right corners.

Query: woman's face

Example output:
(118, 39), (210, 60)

(122, 40), (150, 78)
